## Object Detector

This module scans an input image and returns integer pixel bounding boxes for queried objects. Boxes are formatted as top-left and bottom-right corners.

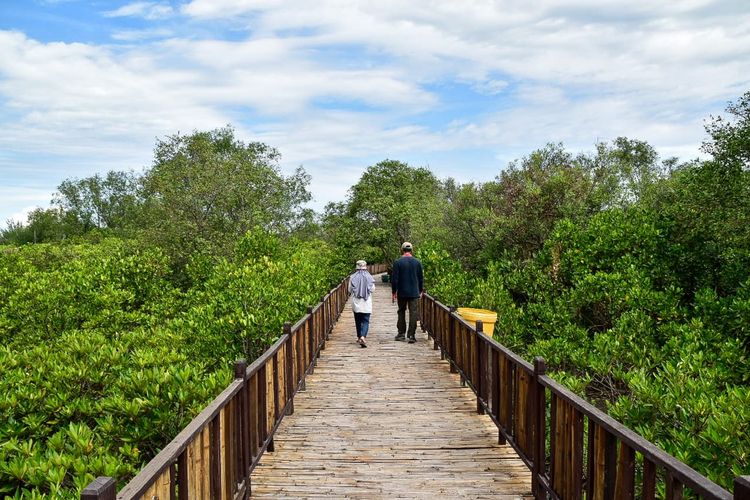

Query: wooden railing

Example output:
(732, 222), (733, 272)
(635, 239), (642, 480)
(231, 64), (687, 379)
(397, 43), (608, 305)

(82, 263), (387, 500)
(419, 293), (750, 500)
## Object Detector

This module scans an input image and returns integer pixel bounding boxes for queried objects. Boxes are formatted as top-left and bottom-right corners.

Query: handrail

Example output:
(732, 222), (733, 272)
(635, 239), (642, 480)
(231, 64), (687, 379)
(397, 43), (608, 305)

(82, 263), (388, 499)
(418, 292), (749, 500)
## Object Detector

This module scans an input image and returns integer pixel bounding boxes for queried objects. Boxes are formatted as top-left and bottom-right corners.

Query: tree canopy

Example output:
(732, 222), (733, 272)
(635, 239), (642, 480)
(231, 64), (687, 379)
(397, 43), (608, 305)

(2, 90), (750, 495)
(139, 126), (311, 267)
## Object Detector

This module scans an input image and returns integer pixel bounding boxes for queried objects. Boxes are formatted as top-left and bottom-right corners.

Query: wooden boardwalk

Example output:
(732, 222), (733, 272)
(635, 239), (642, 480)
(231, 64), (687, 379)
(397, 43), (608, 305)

(251, 276), (533, 499)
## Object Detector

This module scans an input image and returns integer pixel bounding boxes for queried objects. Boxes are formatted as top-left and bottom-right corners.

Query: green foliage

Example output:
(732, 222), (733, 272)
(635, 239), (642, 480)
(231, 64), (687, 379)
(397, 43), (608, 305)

(3, 128), (313, 284)
(1, 208), (79, 245)
(0, 230), (347, 498)
(1, 170), (142, 246)
(0, 328), (230, 498)
(53, 170), (142, 233)
(0, 239), (175, 349)
(320, 202), (376, 266)
(414, 241), (474, 306)
(440, 139), (667, 270)
(424, 198), (750, 489)
(140, 126), (312, 270)
(702, 91), (750, 169)
(342, 160), (449, 264)
(652, 159), (750, 298)
(416, 95), (750, 487)
(176, 230), (346, 362)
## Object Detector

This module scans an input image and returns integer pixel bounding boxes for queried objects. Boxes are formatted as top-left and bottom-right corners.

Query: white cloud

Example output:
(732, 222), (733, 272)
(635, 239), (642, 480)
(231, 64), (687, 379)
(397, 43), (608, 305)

(4, 206), (37, 226)
(182, 1), (750, 99)
(181, 0), (283, 19)
(0, 187), (53, 229)
(1, 1), (749, 222)
(111, 28), (174, 42)
(472, 79), (509, 96)
(103, 2), (174, 20)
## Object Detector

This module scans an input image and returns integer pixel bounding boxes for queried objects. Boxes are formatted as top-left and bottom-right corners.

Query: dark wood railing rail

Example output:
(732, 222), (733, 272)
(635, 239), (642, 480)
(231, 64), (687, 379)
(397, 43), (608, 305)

(82, 263), (388, 500)
(419, 293), (750, 500)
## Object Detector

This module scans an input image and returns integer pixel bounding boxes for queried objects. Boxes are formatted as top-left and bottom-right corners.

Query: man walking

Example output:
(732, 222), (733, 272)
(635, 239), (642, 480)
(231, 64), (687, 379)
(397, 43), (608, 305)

(391, 242), (424, 343)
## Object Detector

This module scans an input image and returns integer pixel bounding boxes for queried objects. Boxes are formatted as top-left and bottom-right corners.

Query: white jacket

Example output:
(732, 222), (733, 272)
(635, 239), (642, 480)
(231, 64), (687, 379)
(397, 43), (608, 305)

(351, 295), (373, 314)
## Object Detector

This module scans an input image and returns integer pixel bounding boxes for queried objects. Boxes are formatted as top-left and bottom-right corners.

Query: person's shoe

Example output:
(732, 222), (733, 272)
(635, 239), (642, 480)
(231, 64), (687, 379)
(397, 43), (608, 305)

(360, 337), (367, 348)
(407, 336), (416, 344)
(394, 334), (406, 341)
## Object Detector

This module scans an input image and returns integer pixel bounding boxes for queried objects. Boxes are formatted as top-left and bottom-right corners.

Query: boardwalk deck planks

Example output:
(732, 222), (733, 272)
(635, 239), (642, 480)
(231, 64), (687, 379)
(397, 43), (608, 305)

(251, 278), (533, 499)
(83, 263), (746, 500)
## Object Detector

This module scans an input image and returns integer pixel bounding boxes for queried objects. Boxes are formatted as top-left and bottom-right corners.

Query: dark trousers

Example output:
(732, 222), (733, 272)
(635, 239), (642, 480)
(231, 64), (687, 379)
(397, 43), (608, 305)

(397, 297), (419, 338)
(354, 312), (370, 338)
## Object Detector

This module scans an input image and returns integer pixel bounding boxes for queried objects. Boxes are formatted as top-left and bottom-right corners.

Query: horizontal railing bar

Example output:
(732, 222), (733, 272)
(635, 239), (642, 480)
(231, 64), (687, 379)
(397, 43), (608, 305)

(539, 374), (732, 499)
(107, 275), (358, 499)
(291, 313), (311, 333)
(480, 401), (533, 469)
(424, 293), (533, 372)
(249, 400), (289, 474)
(232, 481), (247, 500)
(421, 292), (734, 500)
(117, 378), (245, 499)
(245, 333), (288, 378)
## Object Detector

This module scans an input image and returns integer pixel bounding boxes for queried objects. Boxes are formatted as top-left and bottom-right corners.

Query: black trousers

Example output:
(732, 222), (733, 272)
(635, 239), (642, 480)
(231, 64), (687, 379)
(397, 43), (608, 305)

(397, 297), (419, 338)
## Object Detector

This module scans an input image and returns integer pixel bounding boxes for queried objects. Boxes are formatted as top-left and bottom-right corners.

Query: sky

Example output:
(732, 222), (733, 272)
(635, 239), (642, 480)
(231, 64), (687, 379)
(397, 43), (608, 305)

(1, 1), (749, 228)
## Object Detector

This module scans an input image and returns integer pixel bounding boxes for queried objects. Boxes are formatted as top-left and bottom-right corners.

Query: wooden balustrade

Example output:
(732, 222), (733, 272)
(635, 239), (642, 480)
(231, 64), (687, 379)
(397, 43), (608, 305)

(78, 265), (750, 500)
(82, 269), (358, 500)
(419, 293), (749, 500)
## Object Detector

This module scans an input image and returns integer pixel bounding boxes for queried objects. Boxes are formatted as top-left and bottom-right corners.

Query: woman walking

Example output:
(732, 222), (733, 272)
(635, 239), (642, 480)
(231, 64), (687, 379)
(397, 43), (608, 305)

(349, 260), (375, 347)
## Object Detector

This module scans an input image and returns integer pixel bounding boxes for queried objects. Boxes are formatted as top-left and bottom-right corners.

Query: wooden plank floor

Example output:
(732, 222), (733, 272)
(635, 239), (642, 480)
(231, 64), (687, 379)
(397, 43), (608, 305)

(251, 276), (533, 499)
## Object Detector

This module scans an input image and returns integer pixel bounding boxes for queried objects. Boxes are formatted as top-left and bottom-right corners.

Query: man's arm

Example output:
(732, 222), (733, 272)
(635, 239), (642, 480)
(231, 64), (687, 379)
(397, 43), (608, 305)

(417, 261), (424, 294)
(391, 259), (399, 297)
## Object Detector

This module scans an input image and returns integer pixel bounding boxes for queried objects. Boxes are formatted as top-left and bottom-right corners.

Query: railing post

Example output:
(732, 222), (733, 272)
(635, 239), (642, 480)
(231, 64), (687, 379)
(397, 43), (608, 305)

(475, 320), (484, 415)
(325, 293), (331, 340)
(299, 342), (307, 392)
(735, 476), (750, 499)
(432, 299), (439, 350)
(234, 359), (249, 496)
(448, 307), (458, 373)
(235, 359), (247, 379)
(439, 302), (447, 360)
(307, 309), (314, 372)
(533, 357), (547, 499)
(81, 477), (116, 500)
(312, 305), (324, 353)
(283, 322), (294, 415)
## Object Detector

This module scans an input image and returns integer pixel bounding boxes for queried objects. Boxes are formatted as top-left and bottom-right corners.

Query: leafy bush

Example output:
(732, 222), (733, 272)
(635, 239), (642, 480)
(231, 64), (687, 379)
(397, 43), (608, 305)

(0, 231), (348, 498)
(423, 204), (750, 490)
(415, 241), (474, 306)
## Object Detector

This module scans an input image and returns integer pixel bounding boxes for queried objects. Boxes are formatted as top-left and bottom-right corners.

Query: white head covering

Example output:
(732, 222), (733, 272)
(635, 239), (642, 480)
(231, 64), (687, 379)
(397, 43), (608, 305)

(351, 260), (374, 299)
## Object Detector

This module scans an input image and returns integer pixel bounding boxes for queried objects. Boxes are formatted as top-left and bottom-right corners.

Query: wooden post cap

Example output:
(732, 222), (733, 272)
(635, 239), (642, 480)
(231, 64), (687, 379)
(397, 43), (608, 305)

(534, 357), (547, 375)
(81, 477), (116, 500)
(234, 359), (247, 379)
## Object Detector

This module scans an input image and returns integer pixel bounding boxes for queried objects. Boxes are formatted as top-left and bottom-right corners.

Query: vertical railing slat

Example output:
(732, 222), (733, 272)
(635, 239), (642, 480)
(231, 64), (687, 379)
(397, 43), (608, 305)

(210, 415), (221, 500)
(615, 442), (635, 499)
(532, 358), (546, 499)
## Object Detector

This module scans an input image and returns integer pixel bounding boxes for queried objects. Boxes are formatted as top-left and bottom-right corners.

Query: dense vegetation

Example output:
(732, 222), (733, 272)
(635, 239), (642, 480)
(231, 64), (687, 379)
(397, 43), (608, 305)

(2, 93), (749, 495)
(322, 93), (750, 490)
(0, 130), (347, 498)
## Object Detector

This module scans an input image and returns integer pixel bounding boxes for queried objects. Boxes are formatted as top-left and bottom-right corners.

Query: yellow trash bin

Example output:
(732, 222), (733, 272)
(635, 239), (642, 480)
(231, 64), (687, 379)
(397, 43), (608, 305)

(457, 308), (498, 337)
